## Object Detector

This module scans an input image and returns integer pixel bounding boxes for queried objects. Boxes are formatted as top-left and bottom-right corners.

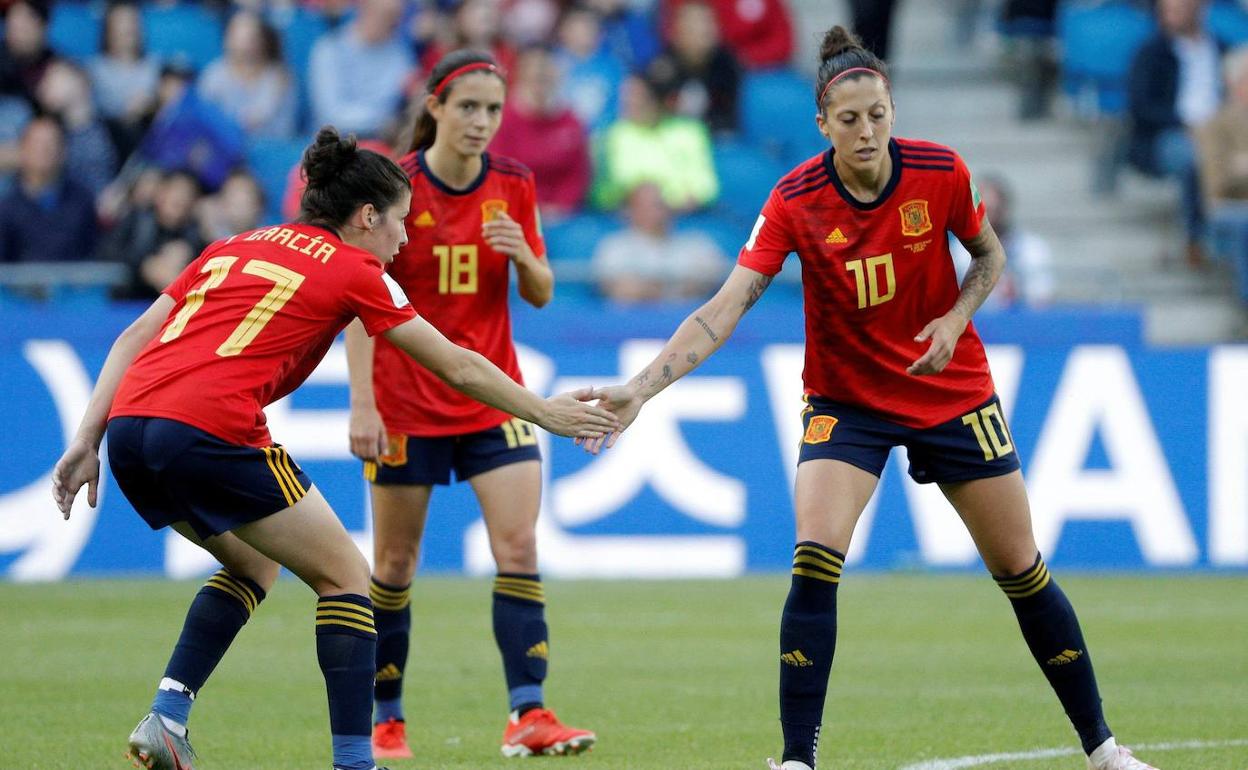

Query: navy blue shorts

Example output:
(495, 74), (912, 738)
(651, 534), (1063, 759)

(797, 394), (1021, 484)
(107, 416), (312, 539)
(364, 418), (542, 486)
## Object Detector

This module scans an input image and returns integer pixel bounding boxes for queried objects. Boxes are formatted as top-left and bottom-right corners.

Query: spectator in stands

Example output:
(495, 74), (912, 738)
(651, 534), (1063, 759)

(0, 115), (97, 263)
(648, 0), (741, 134)
(592, 73), (718, 210)
(950, 174), (1054, 309)
(1197, 46), (1248, 297)
(36, 60), (119, 198)
(588, 0), (660, 70)
(0, 95), (32, 192)
(1126, 0), (1222, 266)
(555, 4), (626, 134)
(134, 61), (247, 192)
(198, 168), (265, 242)
(198, 11), (298, 140)
(308, 0), (413, 138)
(88, 1), (159, 159)
(491, 45), (591, 219)
(998, 0), (1059, 120)
(503, 0), (562, 47)
(0, 0), (55, 109)
(592, 182), (727, 303)
(421, 0), (517, 75)
(101, 169), (205, 299)
(848, 0), (898, 61)
(660, 0), (794, 69)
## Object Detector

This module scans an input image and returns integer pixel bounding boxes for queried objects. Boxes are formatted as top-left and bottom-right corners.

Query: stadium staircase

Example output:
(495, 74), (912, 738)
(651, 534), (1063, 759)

(797, 0), (1247, 344)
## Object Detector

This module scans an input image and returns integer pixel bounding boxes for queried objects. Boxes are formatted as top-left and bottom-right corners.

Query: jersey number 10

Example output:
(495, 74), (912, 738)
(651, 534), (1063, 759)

(845, 253), (896, 309)
(435, 244), (479, 294)
(160, 255), (306, 356)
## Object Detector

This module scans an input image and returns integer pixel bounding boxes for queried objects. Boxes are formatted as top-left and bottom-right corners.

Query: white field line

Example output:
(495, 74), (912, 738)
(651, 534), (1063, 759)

(898, 738), (1248, 769)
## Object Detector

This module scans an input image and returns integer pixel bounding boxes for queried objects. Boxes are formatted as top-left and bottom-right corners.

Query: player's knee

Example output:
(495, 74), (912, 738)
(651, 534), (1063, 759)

(491, 528), (537, 572)
(312, 549), (371, 597)
(238, 559), (281, 593)
(374, 541), (420, 583)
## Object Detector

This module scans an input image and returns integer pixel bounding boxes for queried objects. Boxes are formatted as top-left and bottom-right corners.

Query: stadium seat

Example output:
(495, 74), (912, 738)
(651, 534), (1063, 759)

(1209, 0), (1248, 46)
(1057, 1), (1154, 117)
(712, 139), (788, 224)
(247, 137), (308, 226)
(542, 211), (618, 265)
(739, 69), (826, 168)
(48, 2), (102, 61)
(142, 4), (224, 71)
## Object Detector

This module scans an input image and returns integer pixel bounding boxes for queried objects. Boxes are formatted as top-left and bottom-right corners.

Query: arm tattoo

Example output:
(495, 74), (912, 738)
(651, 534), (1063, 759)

(657, 353), (676, 388)
(686, 351), (699, 365)
(741, 274), (773, 312)
(693, 315), (720, 343)
(953, 228), (1004, 318)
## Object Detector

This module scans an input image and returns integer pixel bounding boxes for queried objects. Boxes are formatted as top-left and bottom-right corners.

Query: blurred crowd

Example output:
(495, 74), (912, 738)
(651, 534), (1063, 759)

(0, 0), (805, 305)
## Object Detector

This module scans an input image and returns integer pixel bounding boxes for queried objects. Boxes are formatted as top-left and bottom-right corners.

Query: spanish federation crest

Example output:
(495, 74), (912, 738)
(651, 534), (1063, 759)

(481, 199), (508, 222)
(899, 199), (932, 237)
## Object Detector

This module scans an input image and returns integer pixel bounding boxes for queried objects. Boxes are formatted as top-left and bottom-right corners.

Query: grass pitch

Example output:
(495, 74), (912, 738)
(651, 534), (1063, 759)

(1, 575), (1245, 770)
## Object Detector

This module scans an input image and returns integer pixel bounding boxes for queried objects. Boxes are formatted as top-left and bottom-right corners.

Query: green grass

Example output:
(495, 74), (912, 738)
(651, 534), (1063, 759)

(1, 576), (1246, 769)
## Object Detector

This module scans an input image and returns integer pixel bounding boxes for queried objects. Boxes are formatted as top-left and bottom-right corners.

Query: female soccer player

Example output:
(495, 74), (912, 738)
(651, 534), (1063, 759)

(582, 27), (1159, 770)
(50, 127), (617, 770)
(344, 50), (596, 760)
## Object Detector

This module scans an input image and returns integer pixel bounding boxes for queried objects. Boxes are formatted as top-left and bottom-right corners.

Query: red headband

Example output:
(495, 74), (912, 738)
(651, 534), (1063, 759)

(432, 62), (504, 97)
(819, 67), (888, 106)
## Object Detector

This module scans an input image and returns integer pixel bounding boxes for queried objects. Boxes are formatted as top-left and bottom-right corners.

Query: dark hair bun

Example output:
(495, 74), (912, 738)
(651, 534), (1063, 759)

(302, 126), (358, 188)
(820, 25), (864, 64)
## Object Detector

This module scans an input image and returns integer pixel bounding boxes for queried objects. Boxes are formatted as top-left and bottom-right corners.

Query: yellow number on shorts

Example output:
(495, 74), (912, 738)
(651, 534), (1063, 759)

(160, 256), (307, 357)
(844, 253), (896, 309)
(435, 244), (478, 294)
(961, 403), (1015, 461)
(500, 418), (538, 449)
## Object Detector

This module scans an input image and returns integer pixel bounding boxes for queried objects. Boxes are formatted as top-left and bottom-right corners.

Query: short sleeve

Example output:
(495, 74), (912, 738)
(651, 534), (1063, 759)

(518, 176), (547, 261)
(345, 263), (419, 336)
(160, 245), (217, 301)
(737, 189), (797, 276)
(947, 152), (986, 242)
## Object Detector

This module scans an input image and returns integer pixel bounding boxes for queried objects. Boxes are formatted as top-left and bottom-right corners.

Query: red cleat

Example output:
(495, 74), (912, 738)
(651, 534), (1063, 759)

(372, 718), (413, 759)
(500, 708), (596, 757)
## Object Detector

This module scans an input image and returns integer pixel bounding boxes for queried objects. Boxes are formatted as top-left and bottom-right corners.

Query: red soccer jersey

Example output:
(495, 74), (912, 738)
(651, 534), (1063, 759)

(111, 223), (417, 447)
(372, 151), (546, 436)
(738, 137), (995, 428)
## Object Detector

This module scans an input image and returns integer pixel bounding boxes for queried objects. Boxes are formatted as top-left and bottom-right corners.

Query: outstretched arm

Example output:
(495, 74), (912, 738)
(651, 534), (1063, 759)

(908, 219), (1005, 376)
(582, 265), (774, 452)
(381, 315), (618, 438)
(53, 295), (175, 517)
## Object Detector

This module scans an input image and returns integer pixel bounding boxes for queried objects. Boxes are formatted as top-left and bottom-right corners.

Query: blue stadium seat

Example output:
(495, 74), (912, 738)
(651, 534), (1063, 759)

(48, 2), (102, 61)
(1209, 0), (1248, 46)
(142, 4), (224, 71)
(712, 139), (788, 224)
(1058, 1), (1154, 117)
(739, 69), (826, 167)
(542, 211), (619, 264)
(247, 137), (307, 225)
(675, 211), (745, 261)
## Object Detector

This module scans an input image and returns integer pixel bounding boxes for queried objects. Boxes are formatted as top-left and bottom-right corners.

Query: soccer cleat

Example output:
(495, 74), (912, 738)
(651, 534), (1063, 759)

(371, 717), (413, 759)
(500, 708), (596, 757)
(126, 712), (197, 770)
(1087, 738), (1159, 770)
(766, 760), (813, 770)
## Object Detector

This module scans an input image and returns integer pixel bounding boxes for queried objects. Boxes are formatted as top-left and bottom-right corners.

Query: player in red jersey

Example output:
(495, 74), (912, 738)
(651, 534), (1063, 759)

(583, 27), (1159, 770)
(343, 50), (595, 760)
(50, 128), (617, 770)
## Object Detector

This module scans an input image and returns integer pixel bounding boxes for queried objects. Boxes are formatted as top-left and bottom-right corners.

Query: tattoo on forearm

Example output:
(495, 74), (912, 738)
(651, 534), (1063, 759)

(694, 315), (720, 343)
(741, 275), (773, 311)
(686, 352), (699, 365)
(657, 353), (675, 388)
(955, 251), (999, 317)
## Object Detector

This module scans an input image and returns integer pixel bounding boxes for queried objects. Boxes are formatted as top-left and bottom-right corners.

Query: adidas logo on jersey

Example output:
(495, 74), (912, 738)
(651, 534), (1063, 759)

(526, 641), (550, 660)
(413, 210), (436, 227)
(825, 228), (847, 244)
